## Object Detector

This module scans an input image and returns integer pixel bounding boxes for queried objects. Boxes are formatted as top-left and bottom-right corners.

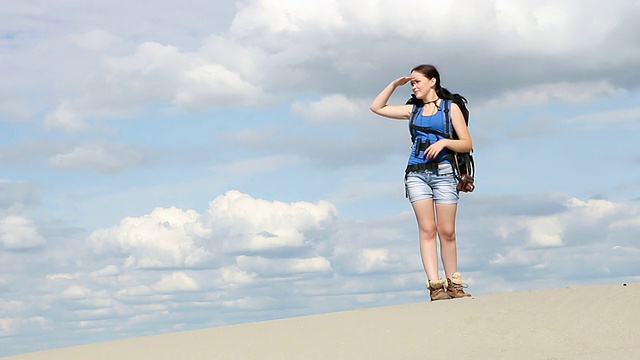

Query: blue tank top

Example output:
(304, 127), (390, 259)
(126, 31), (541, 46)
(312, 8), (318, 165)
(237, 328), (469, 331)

(407, 102), (452, 165)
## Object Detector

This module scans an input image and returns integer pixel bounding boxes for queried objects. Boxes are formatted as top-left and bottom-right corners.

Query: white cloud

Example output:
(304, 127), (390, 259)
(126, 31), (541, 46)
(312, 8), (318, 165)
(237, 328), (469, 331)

(565, 107), (640, 127)
(203, 190), (338, 253)
(0, 317), (52, 337)
(8, 0), (638, 135)
(43, 101), (86, 133)
(214, 266), (256, 287)
(522, 217), (564, 247)
(103, 41), (271, 111)
(3, 191), (640, 357)
(198, 35), (267, 82)
(490, 248), (536, 266)
(484, 81), (618, 109)
(48, 142), (150, 173)
(151, 272), (200, 293)
(564, 198), (620, 222)
(612, 216), (640, 229)
(358, 248), (391, 272)
(94, 265), (121, 277)
(60, 285), (92, 300)
(175, 64), (271, 110)
(0, 216), (45, 250)
(219, 296), (277, 310)
(116, 285), (154, 298)
(46, 273), (74, 281)
(230, 0), (347, 35)
(2, 1), (640, 356)
(292, 94), (363, 124)
(37, 38), (275, 132)
(485, 197), (630, 249)
(124, 311), (170, 326)
(89, 206), (209, 269)
(236, 255), (332, 275)
(87, 190), (337, 273)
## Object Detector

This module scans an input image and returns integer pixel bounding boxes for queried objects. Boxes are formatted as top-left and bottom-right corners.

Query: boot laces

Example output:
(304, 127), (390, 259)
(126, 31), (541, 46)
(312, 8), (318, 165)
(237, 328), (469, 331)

(452, 282), (468, 290)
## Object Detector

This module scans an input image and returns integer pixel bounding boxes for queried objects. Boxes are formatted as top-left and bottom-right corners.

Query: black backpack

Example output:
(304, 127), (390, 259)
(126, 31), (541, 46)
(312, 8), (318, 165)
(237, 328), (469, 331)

(407, 95), (475, 192)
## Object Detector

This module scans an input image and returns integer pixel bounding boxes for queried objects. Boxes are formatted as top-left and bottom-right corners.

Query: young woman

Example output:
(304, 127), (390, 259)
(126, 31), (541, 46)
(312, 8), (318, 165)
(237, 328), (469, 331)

(370, 64), (473, 301)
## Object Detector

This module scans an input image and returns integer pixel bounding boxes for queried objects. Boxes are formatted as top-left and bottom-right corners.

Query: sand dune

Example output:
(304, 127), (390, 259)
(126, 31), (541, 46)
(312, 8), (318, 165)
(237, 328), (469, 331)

(3, 282), (639, 360)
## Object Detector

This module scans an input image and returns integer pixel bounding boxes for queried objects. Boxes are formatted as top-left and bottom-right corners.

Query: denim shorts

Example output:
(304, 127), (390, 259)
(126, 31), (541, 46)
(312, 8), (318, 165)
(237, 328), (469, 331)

(404, 162), (459, 204)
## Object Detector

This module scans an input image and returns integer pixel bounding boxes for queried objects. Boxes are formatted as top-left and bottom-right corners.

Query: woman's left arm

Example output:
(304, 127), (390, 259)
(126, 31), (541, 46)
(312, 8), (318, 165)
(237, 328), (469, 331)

(445, 102), (473, 153)
(423, 102), (473, 159)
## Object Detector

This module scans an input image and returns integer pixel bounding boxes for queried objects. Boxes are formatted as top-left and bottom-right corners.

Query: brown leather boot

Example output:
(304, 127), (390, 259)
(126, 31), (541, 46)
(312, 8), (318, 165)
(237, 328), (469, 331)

(446, 272), (472, 298)
(426, 278), (451, 301)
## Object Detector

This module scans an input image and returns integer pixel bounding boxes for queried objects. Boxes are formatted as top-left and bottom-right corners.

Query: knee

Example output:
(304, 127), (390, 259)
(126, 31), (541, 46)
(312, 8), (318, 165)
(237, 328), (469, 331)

(419, 225), (438, 240)
(438, 228), (456, 242)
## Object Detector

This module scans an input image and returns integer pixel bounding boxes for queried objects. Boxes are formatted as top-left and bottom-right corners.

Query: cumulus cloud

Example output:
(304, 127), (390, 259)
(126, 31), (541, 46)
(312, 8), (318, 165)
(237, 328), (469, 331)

(463, 195), (640, 284)
(291, 94), (363, 124)
(203, 190), (338, 254)
(222, 0), (640, 99)
(2, 1), (640, 356)
(151, 272), (200, 293)
(89, 206), (210, 269)
(3, 189), (640, 356)
(493, 198), (609, 246)
(88, 190), (337, 270)
(174, 63), (271, 110)
(103, 40), (270, 110)
(213, 266), (256, 288)
(0, 216), (45, 250)
(6, 0), (636, 134)
(38, 37), (276, 132)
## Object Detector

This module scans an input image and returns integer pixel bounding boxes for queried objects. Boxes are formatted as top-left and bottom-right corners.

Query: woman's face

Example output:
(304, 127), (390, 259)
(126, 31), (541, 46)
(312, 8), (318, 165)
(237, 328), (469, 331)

(409, 71), (434, 98)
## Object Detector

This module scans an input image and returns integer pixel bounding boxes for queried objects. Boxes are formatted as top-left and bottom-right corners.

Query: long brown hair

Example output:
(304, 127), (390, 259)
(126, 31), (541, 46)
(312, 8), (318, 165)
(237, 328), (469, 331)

(409, 64), (469, 124)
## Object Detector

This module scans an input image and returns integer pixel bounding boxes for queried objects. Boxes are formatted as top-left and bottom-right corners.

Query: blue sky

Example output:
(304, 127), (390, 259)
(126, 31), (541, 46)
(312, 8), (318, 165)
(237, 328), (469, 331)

(1, 0), (640, 356)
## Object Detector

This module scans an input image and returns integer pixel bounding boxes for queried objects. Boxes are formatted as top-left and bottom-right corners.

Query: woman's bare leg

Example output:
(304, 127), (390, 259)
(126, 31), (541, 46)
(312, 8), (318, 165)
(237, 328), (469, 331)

(411, 199), (439, 280)
(435, 203), (458, 278)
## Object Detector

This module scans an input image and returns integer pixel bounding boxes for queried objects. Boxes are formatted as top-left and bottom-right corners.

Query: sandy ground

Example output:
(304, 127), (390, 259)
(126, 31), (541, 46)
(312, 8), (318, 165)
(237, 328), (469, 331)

(3, 282), (639, 360)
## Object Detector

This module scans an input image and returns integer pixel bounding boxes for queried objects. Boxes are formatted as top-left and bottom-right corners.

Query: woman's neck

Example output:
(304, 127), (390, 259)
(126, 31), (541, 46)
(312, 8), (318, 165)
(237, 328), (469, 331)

(422, 91), (438, 103)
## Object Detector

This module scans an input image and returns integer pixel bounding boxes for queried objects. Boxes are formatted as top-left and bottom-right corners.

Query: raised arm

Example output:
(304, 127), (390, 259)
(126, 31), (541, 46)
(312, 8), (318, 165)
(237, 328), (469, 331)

(369, 76), (413, 120)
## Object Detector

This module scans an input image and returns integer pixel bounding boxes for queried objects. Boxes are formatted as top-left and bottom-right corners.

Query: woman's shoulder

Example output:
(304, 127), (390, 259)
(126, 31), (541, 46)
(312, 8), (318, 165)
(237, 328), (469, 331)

(444, 99), (459, 108)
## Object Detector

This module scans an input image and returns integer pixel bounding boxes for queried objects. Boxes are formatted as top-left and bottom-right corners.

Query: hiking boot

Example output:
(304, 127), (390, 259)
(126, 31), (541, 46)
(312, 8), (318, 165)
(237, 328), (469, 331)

(447, 272), (472, 298)
(426, 278), (451, 301)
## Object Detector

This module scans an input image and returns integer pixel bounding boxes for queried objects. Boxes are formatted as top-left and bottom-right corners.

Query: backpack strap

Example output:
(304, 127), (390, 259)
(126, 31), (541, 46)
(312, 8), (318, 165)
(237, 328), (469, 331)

(443, 99), (453, 139)
(408, 103), (421, 143)
(409, 102), (450, 141)
(442, 99), (475, 189)
(440, 100), (458, 175)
